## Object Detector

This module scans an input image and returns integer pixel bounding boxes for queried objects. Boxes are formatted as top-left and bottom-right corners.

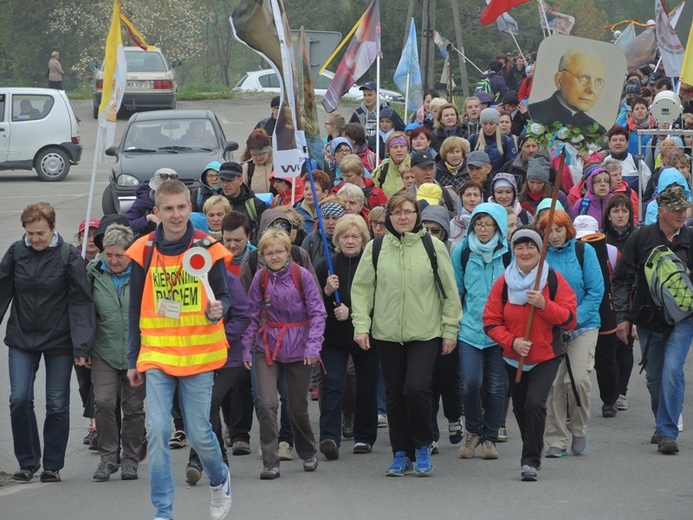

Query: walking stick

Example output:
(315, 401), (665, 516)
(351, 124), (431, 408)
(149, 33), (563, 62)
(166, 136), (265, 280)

(515, 148), (566, 383)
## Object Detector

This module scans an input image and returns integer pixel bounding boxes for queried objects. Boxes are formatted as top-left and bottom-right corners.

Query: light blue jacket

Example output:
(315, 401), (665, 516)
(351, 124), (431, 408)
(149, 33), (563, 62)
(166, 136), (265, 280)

(645, 168), (692, 224)
(545, 238), (603, 330)
(452, 203), (509, 349)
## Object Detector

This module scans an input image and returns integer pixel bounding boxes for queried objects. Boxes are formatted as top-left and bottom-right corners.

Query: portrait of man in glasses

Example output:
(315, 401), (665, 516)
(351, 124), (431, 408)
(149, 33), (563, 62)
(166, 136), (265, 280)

(528, 48), (608, 134)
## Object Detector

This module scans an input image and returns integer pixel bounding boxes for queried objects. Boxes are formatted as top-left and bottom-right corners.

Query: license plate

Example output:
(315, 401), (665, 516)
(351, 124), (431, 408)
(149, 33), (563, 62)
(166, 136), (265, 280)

(126, 81), (150, 89)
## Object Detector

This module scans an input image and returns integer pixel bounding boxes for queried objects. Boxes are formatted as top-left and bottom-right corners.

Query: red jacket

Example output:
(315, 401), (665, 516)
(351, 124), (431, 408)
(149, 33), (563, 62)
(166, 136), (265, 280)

(483, 270), (577, 366)
(331, 177), (388, 210)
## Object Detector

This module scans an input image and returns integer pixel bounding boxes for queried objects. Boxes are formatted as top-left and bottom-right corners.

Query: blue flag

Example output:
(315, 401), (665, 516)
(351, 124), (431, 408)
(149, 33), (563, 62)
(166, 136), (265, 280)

(393, 19), (423, 111)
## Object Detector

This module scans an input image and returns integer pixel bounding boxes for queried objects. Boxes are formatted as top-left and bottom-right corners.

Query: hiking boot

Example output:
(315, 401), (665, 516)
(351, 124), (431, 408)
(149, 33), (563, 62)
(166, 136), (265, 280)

(342, 415), (354, 439)
(377, 414), (388, 428)
(223, 425), (232, 447)
(520, 465), (538, 482)
(93, 462), (118, 482)
(12, 463), (40, 482)
(481, 440), (499, 460)
(616, 394), (628, 411)
(88, 431), (99, 451)
(353, 442), (372, 454)
(415, 445), (433, 476)
(571, 435), (587, 455)
(657, 436), (679, 454)
(448, 420), (463, 444)
(83, 427), (97, 445)
(497, 426), (508, 443)
(458, 432), (480, 459)
(260, 467), (280, 480)
(231, 440), (251, 456)
(545, 446), (567, 458)
(385, 451), (414, 477)
(302, 456), (319, 472)
(602, 403), (618, 418)
(430, 440), (439, 455)
(40, 470), (61, 483)
(186, 461), (203, 485)
(120, 464), (138, 481)
(169, 430), (187, 449)
(278, 441), (294, 461)
(651, 432), (661, 444)
(209, 467), (231, 520)
(319, 439), (339, 460)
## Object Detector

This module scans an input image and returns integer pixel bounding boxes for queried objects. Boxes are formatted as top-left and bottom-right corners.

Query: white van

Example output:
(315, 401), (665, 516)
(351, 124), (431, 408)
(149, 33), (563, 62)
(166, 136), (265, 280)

(0, 88), (82, 181)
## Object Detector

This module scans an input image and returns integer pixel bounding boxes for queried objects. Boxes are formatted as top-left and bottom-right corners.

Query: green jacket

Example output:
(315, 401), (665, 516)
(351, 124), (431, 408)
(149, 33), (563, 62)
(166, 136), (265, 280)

(372, 156), (410, 198)
(351, 228), (461, 343)
(87, 257), (130, 370)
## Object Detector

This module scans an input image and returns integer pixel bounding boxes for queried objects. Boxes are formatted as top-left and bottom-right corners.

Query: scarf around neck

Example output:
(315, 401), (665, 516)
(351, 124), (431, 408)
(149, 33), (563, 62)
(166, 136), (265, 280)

(467, 231), (501, 264)
(504, 259), (548, 305)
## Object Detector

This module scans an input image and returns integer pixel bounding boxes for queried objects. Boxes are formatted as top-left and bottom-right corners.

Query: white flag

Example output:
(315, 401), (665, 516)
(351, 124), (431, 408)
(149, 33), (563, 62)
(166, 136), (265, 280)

(655, 0), (684, 77)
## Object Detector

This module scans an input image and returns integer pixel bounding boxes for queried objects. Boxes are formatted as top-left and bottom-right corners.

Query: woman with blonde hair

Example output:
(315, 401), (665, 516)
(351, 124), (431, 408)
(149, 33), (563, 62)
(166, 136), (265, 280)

(468, 108), (516, 175)
(203, 195), (232, 240)
(431, 103), (467, 152)
(242, 129), (274, 194)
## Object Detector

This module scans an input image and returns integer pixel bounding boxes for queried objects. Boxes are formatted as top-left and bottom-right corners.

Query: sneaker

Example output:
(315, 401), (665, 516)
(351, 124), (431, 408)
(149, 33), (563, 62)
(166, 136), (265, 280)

(209, 467), (232, 520)
(616, 394), (628, 411)
(497, 427), (508, 443)
(309, 385), (319, 401)
(169, 430), (187, 449)
(602, 404), (618, 418)
(481, 440), (499, 460)
(657, 436), (679, 454)
(520, 465), (538, 482)
(222, 425), (232, 447)
(385, 451), (414, 477)
(121, 464), (138, 481)
(302, 456), (319, 472)
(651, 432), (661, 445)
(448, 420), (463, 444)
(12, 463), (40, 482)
(571, 435), (587, 455)
(319, 439), (339, 460)
(83, 427), (97, 445)
(342, 415), (354, 439)
(186, 461), (203, 486)
(88, 431), (99, 451)
(458, 432), (480, 459)
(415, 445), (433, 476)
(93, 461), (118, 482)
(278, 441), (294, 461)
(377, 414), (388, 428)
(260, 467), (280, 480)
(40, 470), (61, 483)
(231, 440), (251, 456)
(545, 446), (567, 458)
(353, 442), (372, 454)
(430, 440), (439, 455)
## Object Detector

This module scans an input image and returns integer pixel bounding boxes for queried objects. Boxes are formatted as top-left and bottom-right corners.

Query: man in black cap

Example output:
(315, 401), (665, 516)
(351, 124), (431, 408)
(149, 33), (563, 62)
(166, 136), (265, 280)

(218, 162), (267, 243)
(349, 81), (390, 141)
(407, 151), (457, 215)
(254, 96), (280, 136)
(500, 90), (529, 136)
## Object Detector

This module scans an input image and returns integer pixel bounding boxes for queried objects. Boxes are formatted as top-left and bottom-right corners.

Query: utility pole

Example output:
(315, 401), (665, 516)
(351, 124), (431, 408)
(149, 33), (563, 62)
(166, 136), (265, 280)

(450, 0), (470, 97)
(405, 0), (415, 47)
(421, 0), (436, 92)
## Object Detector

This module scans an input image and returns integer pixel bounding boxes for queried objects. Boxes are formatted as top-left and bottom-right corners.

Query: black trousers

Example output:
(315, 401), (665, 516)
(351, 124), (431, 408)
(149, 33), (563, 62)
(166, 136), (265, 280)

(374, 338), (439, 460)
(507, 357), (561, 469)
(616, 334), (635, 396)
(595, 332), (620, 407)
(431, 346), (462, 441)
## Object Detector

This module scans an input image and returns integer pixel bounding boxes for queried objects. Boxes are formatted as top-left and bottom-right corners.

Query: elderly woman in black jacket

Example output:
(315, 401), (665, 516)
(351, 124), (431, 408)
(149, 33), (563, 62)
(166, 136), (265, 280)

(0, 202), (95, 483)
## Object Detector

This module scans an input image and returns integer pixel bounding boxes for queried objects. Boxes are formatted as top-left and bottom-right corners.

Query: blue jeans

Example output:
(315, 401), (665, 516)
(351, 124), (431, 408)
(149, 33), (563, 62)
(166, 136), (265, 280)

(146, 369), (227, 520)
(638, 317), (693, 439)
(8, 347), (73, 472)
(458, 341), (506, 442)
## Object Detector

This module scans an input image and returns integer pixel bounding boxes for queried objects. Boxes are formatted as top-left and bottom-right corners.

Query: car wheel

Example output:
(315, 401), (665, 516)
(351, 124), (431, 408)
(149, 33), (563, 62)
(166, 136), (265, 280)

(34, 148), (70, 182)
(93, 103), (98, 119)
(101, 184), (118, 215)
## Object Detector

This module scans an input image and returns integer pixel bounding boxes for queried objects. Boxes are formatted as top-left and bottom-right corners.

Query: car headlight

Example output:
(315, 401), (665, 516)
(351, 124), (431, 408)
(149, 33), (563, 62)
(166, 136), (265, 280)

(117, 174), (141, 187)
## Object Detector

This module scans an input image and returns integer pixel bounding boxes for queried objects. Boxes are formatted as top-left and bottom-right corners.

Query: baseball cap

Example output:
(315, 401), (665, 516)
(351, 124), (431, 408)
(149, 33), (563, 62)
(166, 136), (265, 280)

(467, 151), (491, 167)
(411, 151), (436, 168)
(658, 184), (692, 211)
(416, 183), (443, 206)
(573, 215), (600, 238)
(218, 162), (243, 180)
(79, 218), (100, 234)
(270, 96), (280, 108)
(502, 91), (519, 105)
(359, 81), (377, 91)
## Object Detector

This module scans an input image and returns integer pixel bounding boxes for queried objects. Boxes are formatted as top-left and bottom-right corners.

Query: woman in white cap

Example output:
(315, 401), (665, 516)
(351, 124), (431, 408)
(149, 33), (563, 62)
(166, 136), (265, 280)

(483, 228), (577, 481)
(468, 108), (516, 175)
(489, 172), (532, 226)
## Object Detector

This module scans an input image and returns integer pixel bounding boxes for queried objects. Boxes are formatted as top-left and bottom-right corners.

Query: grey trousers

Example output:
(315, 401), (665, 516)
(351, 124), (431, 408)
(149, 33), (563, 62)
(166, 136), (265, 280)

(254, 351), (316, 471)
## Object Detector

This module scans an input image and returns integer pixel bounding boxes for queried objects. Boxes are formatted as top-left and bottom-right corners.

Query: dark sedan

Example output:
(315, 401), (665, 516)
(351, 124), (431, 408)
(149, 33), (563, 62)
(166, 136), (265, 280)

(102, 109), (238, 214)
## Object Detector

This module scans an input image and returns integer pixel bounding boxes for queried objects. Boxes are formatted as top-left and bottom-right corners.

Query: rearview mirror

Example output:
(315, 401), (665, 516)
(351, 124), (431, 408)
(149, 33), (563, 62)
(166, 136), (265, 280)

(224, 141), (239, 152)
(172, 59), (182, 68)
(105, 146), (118, 157)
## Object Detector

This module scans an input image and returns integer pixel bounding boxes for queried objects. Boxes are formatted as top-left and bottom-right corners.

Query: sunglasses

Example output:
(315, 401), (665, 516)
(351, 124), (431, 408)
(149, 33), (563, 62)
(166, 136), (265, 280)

(269, 221), (292, 232)
(158, 173), (178, 181)
(425, 226), (443, 235)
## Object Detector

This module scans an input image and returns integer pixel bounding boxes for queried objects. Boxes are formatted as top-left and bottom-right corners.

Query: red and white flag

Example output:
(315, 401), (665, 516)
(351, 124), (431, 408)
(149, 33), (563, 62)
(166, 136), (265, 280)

(655, 0), (684, 77)
(481, 0), (531, 26)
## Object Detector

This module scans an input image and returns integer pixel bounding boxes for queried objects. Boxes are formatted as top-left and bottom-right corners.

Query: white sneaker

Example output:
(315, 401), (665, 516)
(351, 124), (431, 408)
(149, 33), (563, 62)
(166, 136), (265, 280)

(209, 467), (231, 520)
(278, 441), (294, 461)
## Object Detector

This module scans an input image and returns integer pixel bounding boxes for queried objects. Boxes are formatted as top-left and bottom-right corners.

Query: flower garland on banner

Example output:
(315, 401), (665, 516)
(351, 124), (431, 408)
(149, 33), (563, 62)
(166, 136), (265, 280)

(524, 121), (604, 164)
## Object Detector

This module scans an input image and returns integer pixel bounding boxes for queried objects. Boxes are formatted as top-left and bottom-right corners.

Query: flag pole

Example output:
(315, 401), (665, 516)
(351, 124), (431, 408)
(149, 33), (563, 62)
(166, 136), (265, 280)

(375, 52), (381, 166)
(81, 124), (104, 258)
(450, 46), (484, 75)
(319, 13), (365, 74)
(509, 32), (526, 64)
(404, 72), (410, 123)
(537, 0), (552, 37)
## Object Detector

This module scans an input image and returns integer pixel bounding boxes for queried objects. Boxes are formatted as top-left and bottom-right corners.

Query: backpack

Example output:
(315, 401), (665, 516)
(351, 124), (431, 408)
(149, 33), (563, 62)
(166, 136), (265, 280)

(459, 246), (511, 273)
(371, 233), (447, 300)
(13, 239), (70, 266)
(377, 162), (390, 188)
(643, 245), (693, 325)
(257, 262), (305, 304)
(474, 77), (494, 99)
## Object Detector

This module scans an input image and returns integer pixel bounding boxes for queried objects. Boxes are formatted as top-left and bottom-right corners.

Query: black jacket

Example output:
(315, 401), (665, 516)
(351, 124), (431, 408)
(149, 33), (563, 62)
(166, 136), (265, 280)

(0, 235), (95, 357)
(315, 252), (361, 347)
(612, 222), (693, 331)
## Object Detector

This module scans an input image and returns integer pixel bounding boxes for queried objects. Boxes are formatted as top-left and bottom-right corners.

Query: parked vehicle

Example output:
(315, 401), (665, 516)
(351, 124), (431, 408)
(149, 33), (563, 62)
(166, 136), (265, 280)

(102, 109), (238, 214)
(90, 47), (181, 119)
(0, 88), (82, 181)
(233, 69), (405, 104)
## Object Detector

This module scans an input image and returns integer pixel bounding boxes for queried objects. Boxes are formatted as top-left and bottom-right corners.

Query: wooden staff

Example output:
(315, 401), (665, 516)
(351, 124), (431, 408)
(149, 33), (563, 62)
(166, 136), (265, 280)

(515, 148), (567, 383)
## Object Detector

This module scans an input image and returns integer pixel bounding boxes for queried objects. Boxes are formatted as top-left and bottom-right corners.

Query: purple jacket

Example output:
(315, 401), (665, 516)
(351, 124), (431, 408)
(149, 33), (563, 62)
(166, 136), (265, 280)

(125, 182), (157, 237)
(242, 263), (326, 364)
(571, 168), (614, 225)
(223, 270), (251, 368)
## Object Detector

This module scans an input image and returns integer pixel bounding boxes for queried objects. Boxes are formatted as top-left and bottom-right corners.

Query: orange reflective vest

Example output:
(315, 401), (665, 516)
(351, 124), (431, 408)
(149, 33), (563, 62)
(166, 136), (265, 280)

(126, 232), (232, 376)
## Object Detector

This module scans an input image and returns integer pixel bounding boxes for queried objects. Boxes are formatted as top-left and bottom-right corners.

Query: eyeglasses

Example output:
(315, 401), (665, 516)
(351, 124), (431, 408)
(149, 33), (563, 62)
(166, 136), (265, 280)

(263, 249), (287, 257)
(158, 173), (178, 181)
(473, 221), (496, 229)
(206, 174), (220, 179)
(335, 147), (351, 154)
(593, 178), (611, 185)
(560, 69), (605, 90)
(390, 209), (417, 218)
(425, 226), (443, 235)
(371, 221), (386, 228)
(251, 152), (269, 157)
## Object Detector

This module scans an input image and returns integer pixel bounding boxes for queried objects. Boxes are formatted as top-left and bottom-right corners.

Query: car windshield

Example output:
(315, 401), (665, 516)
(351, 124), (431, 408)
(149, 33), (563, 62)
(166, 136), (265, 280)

(124, 119), (218, 151)
(125, 51), (166, 73)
